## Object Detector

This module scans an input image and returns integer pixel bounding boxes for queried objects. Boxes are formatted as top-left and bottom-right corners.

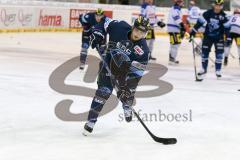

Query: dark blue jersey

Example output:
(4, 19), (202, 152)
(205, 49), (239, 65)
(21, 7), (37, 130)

(79, 12), (106, 30)
(105, 19), (149, 65)
(93, 18), (150, 78)
(194, 9), (229, 40)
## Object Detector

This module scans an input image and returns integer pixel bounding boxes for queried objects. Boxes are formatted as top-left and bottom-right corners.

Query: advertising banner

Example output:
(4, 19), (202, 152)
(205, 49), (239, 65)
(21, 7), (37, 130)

(69, 9), (113, 28)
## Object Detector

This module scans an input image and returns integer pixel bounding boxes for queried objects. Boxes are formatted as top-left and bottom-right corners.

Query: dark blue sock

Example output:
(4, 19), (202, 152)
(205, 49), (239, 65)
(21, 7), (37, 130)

(87, 98), (104, 123)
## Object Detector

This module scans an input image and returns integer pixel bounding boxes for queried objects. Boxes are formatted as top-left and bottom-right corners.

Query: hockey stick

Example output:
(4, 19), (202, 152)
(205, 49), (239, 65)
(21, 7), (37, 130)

(192, 39), (215, 64)
(191, 38), (203, 82)
(96, 45), (177, 145)
(230, 52), (236, 59)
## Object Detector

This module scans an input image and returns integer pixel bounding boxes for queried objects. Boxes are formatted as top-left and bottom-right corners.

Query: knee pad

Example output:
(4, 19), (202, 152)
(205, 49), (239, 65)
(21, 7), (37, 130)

(94, 87), (112, 104)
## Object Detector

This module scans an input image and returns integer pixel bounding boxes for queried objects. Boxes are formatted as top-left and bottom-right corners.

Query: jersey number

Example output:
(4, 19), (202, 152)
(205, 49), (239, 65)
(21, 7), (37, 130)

(232, 17), (237, 23)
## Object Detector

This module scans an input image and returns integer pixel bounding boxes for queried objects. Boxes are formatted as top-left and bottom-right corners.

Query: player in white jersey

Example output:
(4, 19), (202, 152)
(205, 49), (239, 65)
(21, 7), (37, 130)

(141, 0), (166, 60)
(187, 0), (201, 28)
(224, 8), (240, 66)
(187, 0), (204, 56)
(167, 0), (186, 64)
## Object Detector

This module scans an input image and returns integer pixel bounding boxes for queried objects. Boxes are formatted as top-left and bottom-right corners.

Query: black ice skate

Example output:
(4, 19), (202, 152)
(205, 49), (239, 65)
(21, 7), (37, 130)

(79, 61), (85, 70)
(149, 56), (157, 61)
(82, 121), (95, 136)
(197, 69), (207, 81)
(216, 71), (222, 79)
(123, 105), (133, 122)
(169, 55), (179, 65)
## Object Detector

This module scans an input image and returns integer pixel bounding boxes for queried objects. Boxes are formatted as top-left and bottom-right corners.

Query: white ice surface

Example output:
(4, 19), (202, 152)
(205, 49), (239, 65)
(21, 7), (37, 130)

(0, 33), (240, 160)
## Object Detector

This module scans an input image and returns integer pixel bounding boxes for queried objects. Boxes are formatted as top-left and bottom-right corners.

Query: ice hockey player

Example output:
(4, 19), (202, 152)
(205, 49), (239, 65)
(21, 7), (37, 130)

(190, 0), (229, 80)
(187, 0), (201, 29)
(223, 8), (240, 66)
(82, 16), (150, 135)
(79, 8), (106, 70)
(140, 0), (166, 60)
(167, 0), (186, 64)
(187, 0), (204, 56)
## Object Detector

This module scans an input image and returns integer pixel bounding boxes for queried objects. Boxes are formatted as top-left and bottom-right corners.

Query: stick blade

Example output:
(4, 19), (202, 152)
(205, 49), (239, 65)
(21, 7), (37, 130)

(152, 135), (177, 145)
(195, 78), (203, 82)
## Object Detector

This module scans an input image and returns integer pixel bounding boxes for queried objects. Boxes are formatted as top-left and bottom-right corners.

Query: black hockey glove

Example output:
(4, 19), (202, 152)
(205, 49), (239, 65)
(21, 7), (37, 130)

(117, 85), (133, 106)
(157, 21), (166, 28)
(116, 68), (133, 106)
(90, 29), (105, 49)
